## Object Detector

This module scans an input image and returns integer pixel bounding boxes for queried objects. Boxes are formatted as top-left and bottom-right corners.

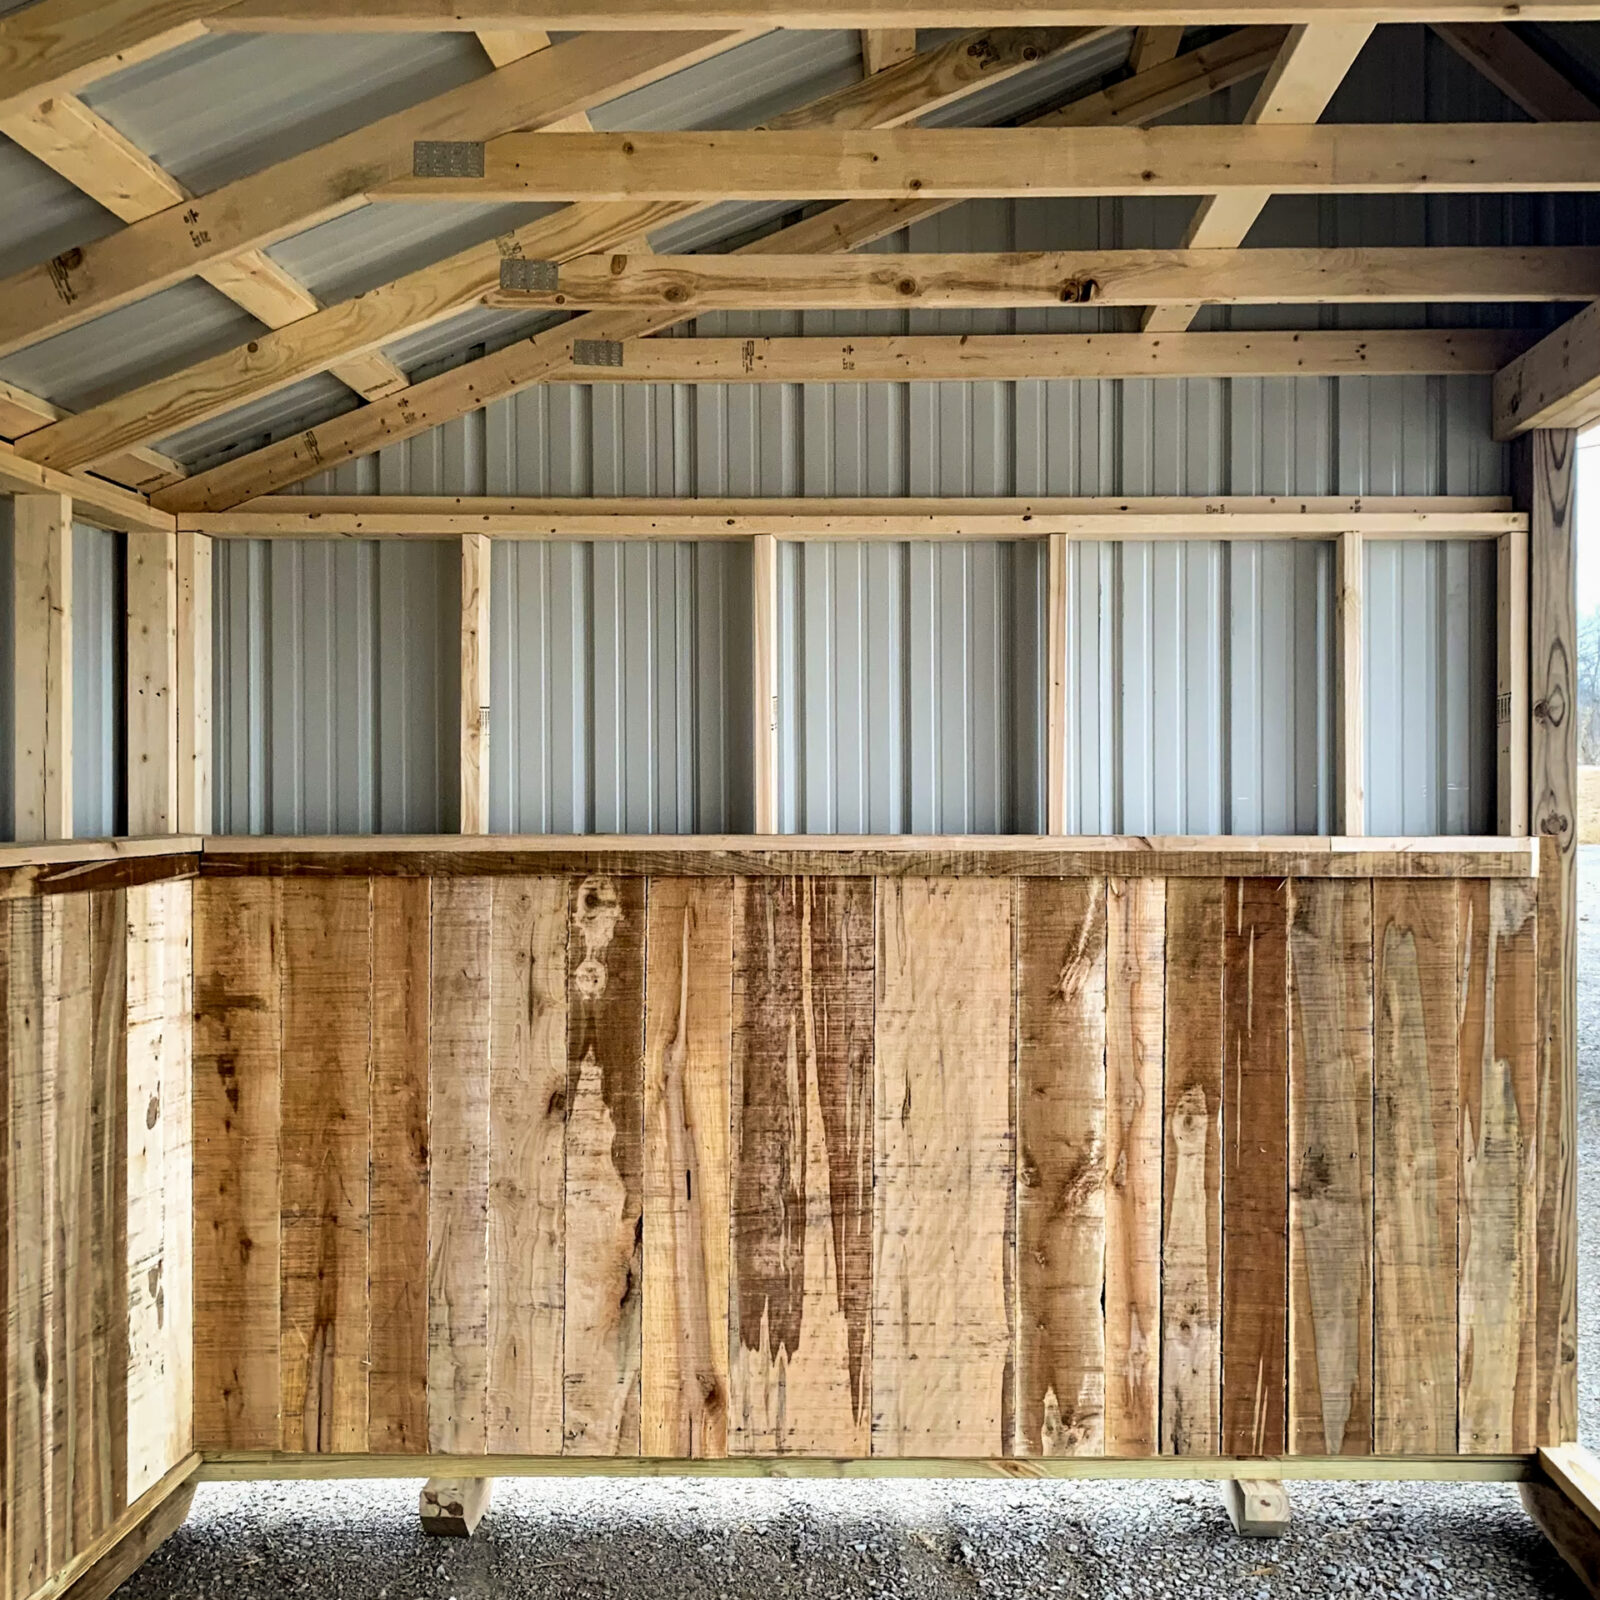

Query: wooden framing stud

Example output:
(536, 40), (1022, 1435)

(459, 532), (492, 835)
(176, 529), (213, 835)
(127, 528), (179, 836)
(12, 491), (73, 842)
(1218, 1479), (1292, 1538)
(1497, 524), (1530, 836)
(1046, 531), (1069, 835)
(752, 531), (779, 833)
(1522, 1444), (1600, 1595)
(420, 1477), (493, 1538)
(1335, 529), (1364, 837)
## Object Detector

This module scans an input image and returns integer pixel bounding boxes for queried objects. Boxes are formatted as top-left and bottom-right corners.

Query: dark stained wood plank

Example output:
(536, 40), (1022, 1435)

(428, 877), (494, 1456)
(487, 877), (569, 1453)
(1161, 878), (1225, 1457)
(1221, 877), (1290, 1458)
(369, 877), (430, 1453)
(1105, 877), (1164, 1457)
(1373, 879), (1459, 1454)
(192, 878), (282, 1453)
(563, 874), (647, 1457)
(1015, 877), (1106, 1458)
(279, 878), (370, 1453)
(873, 878), (1013, 1457)
(642, 878), (733, 1460)
(729, 877), (875, 1458)
(1287, 878), (1374, 1456)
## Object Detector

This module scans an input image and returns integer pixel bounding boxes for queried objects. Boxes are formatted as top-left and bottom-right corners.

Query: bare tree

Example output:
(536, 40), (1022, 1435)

(1577, 605), (1600, 766)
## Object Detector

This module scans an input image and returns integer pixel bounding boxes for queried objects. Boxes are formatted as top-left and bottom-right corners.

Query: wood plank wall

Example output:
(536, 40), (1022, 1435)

(190, 867), (1560, 1462)
(1, 878), (194, 1600)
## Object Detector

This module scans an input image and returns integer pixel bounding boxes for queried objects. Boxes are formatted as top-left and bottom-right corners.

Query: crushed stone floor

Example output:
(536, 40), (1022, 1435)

(116, 846), (1600, 1600)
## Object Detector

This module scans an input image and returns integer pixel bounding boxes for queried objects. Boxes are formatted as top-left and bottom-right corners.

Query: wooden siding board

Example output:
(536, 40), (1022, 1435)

(729, 876), (875, 1458)
(1015, 876), (1106, 1458)
(369, 877), (431, 1454)
(1161, 878), (1225, 1457)
(429, 877), (493, 1456)
(279, 878), (370, 1454)
(1373, 879), (1460, 1454)
(873, 878), (1013, 1457)
(487, 877), (569, 1454)
(1221, 877), (1290, 1458)
(563, 874), (647, 1457)
(1287, 878), (1374, 1457)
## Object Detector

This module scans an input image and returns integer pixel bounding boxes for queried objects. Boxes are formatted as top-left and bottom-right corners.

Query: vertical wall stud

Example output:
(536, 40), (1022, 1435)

(176, 529), (213, 835)
(752, 533), (779, 834)
(12, 492), (73, 841)
(127, 528), (178, 836)
(1335, 529), (1364, 837)
(460, 533), (492, 835)
(1497, 525), (1531, 837)
(1046, 533), (1069, 835)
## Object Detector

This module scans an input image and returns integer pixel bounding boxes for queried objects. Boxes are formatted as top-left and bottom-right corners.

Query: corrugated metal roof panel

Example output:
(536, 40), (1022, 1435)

(0, 138), (117, 279)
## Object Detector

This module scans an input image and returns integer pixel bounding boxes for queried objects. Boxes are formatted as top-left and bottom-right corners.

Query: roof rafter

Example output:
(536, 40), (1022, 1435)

(0, 378), (185, 492)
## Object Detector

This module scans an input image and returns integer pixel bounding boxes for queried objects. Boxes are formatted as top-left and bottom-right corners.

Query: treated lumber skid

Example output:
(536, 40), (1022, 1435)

(1522, 1444), (1600, 1596)
(420, 1477), (494, 1537)
(1219, 1479), (1293, 1537)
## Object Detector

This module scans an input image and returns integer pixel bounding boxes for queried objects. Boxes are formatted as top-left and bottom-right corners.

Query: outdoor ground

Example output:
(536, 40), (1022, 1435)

(115, 850), (1600, 1600)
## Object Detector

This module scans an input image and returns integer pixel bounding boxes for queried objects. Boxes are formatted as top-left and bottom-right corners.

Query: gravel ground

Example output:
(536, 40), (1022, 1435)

(116, 849), (1600, 1600)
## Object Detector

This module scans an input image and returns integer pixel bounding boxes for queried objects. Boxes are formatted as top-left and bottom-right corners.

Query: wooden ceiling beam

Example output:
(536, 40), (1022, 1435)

(484, 246), (1600, 311)
(0, 442), (175, 534)
(1128, 25), (1184, 72)
(1429, 23), (1600, 120)
(0, 378), (185, 493)
(0, 27), (759, 361)
(22, 21), (1131, 475)
(1493, 303), (1600, 436)
(379, 121), (1600, 202)
(861, 27), (919, 72)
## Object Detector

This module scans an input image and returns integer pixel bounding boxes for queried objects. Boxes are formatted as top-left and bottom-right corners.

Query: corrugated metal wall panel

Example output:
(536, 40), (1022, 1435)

(777, 539), (1045, 834)
(490, 538), (752, 834)
(212, 538), (458, 835)
(72, 525), (121, 839)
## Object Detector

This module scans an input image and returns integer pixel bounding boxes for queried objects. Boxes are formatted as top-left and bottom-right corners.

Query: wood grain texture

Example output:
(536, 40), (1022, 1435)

(1161, 878), (1225, 1457)
(1373, 880), (1459, 1454)
(369, 877), (430, 1453)
(1104, 877), (1165, 1457)
(873, 878), (1013, 1457)
(487, 877), (568, 1453)
(729, 876), (875, 1457)
(192, 877), (281, 1451)
(563, 874), (646, 1456)
(429, 877), (493, 1456)
(1287, 878), (1373, 1456)
(279, 878), (369, 1453)
(1221, 877), (1290, 1458)
(643, 878), (733, 1459)
(1015, 877), (1106, 1457)
(1458, 877), (1539, 1453)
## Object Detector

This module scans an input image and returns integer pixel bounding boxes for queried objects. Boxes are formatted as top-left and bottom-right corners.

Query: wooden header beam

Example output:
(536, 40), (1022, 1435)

(1494, 303), (1600, 437)
(0, 441), (175, 534)
(386, 122), (1600, 203)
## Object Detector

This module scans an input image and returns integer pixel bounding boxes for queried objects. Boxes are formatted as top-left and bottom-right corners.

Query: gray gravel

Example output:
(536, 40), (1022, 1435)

(117, 848), (1600, 1600)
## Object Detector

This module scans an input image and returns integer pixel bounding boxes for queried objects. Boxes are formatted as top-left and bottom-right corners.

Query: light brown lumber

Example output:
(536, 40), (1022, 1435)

(1430, 23), (1600, 121)
(752, 535), (779, 833)
(1161, 879), (1226, 1456)
(1497, 526), (1531, 836)
(0, 378), (182, 494)
(31, 24), (1103, 480)
(1287, 878), (1373, 1456)
(419, 1476), (492, 1536)
(861, 27), (917, 71)
(1046, 534), (1069, 833)
(428, 877), (494, 1455)
(563, 874), (647, 1455)
(145, 28), (1284, 512)
(54, 1462), (199, 1600)
(12, 493), (74, 843)
(0, 30), (758, 362)
(486, 878), (568, 1453)
(729, 877), (875, 1457)
(1015, 877), (1107, 1456)
(175, 530), (212, 835)
(1103, 876), (1164, 1456)
(1129, 24), (1184, 71)
(1335, 529), (1363, 836)
(0, 441), (174, 535)
(1522, 1443), (1600, 1597)
(126, 530), (179, 836)
(1143, 22), (1371, 334)
(1495, 303), (1600, 438)
(1372, 880), (1459, 1455)
(1219, 1478), (1292, 1536)
(459, 534), (491, 836)
(391, 121), (1600, 203)
(642, 878), (733, 1459)
(873, 878), (1012, 1456)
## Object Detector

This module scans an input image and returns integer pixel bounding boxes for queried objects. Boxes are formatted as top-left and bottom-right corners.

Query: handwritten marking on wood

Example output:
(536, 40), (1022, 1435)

(1161, 878), (1225, 1457)
(1015, 876), (1106, 1457)
(873, 878), (1013, 1456)
(643, 878), (733, 1459)
(1287, 878), (1373, 1456)
(1458, 877), (1538, 1453)
(1373, 880), (1458, 1454)
(193, 877), (281, 1451)
(429, 877), (493, 1455)
(730, 876), (874, 1457)
(1222, 877), (1289, 1458)
(279, 878), (368, 1453)
(488, 877), (569, 1453)
(369, 877), (430, 1452)
(564, 874), (646, 1455)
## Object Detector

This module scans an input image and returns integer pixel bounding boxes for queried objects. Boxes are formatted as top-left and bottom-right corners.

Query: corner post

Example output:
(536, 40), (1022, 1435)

(127, 528), (179, 836)
(12, 492), (74, 842)
(176, 529), (212, 834)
